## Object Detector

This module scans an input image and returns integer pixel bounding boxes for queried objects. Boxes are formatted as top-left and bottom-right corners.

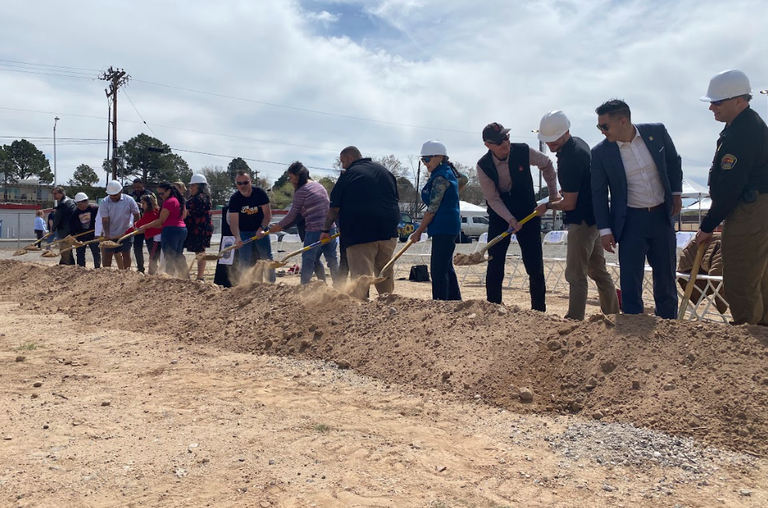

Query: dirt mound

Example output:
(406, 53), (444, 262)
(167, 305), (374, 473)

(2, 259), (767, 455)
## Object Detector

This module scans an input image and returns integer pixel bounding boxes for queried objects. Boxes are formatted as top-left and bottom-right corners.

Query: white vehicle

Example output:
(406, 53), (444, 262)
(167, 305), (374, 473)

(461, 212), (489, 239)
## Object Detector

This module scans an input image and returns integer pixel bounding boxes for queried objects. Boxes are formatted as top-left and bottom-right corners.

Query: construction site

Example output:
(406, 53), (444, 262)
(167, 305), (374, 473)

(1, 251), (766, 507)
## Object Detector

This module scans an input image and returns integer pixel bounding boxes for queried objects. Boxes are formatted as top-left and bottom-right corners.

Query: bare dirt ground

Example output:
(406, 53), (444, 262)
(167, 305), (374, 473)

(1, 258), (767, 507)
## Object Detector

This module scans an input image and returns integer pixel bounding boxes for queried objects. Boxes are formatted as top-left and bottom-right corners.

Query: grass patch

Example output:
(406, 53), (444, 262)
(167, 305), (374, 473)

(313, 423), (332, 433)
(15, 342), (39, 351)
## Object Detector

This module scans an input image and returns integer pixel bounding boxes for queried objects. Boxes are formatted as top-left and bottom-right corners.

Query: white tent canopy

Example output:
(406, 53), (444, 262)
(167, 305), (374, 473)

(685, 198), (712, 211)
(680, 178), (709, 198)
(459, 200), (486, 213)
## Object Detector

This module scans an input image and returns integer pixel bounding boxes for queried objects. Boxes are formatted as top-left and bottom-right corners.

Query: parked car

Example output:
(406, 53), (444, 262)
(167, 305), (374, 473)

(397, 212), (420, 242)
(460, 213), (489, 239)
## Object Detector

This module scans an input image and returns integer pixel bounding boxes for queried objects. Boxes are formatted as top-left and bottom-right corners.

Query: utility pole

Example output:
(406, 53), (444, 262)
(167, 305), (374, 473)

(53, 117), (59, 186)
(99, 67), (130, 181)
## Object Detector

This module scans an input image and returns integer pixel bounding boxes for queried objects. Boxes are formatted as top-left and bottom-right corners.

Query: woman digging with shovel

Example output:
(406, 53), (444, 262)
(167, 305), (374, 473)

(408, 140), (467, 301)
(258, 161), (340, 286)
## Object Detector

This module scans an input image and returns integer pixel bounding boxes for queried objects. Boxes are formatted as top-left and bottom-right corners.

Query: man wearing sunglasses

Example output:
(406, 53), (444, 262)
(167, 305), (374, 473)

(227, 170), (275, 283)
(476, 122), (559, 311)
(591, 99), (683, 319)
(695, 70), (768, 325)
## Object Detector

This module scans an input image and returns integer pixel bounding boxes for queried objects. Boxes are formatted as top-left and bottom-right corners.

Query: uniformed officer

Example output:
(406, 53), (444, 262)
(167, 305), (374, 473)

(695, 69), (768, 325)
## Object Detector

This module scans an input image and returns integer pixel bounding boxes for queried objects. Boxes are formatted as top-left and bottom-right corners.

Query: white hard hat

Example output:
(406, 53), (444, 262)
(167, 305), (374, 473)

(700, 70), (752, 102)
(74, 192), (89, 203)
(538, 110), (571, 142)
(420, 140), (448, 156)
(106, 180), (123, 195)
(190, 173), (207, 185)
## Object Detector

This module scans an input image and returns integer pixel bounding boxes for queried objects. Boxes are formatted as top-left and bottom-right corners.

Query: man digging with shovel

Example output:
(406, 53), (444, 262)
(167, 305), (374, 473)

(50, 186), (77, 266)
(100, 180), (140, 271)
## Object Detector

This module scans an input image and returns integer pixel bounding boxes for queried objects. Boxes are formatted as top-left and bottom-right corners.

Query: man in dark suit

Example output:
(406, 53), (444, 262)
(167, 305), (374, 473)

(591, 99), (683, 319)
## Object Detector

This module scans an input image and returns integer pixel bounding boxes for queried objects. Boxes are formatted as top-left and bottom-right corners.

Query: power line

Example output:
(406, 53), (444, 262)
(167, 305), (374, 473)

(121, 88), (157, 137)
(0, 59), (102, 73)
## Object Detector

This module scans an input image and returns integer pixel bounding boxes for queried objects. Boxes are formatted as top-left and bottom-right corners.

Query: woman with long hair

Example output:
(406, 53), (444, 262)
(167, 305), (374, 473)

(132, 194), (162, 275)
(409, 140), (467, 300)
(185, 174), (214, 281)
(263, 161), (339, 285)
(136, 181), (188, 278)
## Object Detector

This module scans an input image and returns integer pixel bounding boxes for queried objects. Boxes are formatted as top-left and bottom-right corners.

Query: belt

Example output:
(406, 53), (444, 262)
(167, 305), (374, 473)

(629, 204), (664, 212)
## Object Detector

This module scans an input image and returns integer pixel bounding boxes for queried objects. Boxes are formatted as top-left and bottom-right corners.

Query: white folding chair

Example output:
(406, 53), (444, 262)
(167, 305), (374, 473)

(676, 231), (695, 249)
(280, 233), (302, 244)
(460, 234), (488, 285)
(542, 230), (568, 245)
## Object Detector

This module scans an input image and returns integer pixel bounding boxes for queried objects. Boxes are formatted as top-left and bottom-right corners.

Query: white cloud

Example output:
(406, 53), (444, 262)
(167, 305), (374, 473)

(0, 0), (765, 189)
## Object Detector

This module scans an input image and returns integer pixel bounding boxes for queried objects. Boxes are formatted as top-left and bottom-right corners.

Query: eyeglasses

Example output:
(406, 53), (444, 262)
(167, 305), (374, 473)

(486, 134), (510, 146)
(421, 156), (433, 163)
(236, 180), (251, 186)
(597, 123), (611, 132)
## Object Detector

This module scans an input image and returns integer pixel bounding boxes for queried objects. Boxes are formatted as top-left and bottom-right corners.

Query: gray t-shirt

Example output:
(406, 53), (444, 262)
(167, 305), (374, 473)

(100, 194), (139, 238)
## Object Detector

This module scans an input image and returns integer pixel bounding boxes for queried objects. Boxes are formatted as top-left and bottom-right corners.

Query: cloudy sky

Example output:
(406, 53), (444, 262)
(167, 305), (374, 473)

(1, 0), (766, 190)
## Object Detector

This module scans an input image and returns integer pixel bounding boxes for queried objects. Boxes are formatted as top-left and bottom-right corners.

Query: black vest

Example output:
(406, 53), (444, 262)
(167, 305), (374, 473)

(477, 143), (536, 218)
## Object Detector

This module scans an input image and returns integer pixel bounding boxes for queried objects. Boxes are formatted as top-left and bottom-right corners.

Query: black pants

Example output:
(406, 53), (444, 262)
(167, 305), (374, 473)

(486, 211), (545, 311)
(430, 234), (461, 300)
(76, 241), (101, 268)
(133, 232), (146, 272)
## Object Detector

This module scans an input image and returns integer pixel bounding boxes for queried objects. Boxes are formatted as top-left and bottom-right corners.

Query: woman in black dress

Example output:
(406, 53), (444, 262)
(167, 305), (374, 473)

(185, 174), (214, 280)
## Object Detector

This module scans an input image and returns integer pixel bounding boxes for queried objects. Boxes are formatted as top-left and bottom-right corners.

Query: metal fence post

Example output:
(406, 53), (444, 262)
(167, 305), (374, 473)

(17, 213), (21, 249)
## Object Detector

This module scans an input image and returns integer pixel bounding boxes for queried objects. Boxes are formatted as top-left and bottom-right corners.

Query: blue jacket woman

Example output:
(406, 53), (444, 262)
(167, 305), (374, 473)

(410, 140), (467, 300)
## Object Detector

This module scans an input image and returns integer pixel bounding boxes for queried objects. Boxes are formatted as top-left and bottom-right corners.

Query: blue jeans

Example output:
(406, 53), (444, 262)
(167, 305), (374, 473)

(301, 229), (339, 285)
(430, 234), (461, 301)
(239, 231), (276, 283)
(161, 226), (188, 278)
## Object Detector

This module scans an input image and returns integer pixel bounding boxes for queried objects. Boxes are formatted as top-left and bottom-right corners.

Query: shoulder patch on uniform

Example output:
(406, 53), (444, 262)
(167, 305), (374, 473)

(721, 154), (737, 170)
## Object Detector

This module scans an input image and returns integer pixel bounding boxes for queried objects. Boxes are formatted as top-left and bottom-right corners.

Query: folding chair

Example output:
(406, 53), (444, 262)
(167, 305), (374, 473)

(460, 233), (488, 285)
(675, 231), (695, 249)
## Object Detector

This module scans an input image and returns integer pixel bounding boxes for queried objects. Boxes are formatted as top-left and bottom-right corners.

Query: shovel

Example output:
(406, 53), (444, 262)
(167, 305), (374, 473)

(371, 238), (417, 284)
(100, 230), (140, 249)
(197, 229), (271, 261)
(453, 210), (539, 266)
(678, 242), (707, 320)
(14, 230), (92, 256)
(268, 233), (340, 269)
(59, 237), (102, 255)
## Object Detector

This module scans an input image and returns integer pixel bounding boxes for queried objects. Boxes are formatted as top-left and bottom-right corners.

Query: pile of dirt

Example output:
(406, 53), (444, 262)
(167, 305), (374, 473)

(2, 259), (767, 455)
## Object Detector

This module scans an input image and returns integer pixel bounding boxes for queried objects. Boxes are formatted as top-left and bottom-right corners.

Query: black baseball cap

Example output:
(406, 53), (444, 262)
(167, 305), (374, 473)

(482, 122), (511, 144)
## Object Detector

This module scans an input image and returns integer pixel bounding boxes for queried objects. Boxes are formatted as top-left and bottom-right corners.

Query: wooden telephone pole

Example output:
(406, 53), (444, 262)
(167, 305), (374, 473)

(99, 67), (130, 181)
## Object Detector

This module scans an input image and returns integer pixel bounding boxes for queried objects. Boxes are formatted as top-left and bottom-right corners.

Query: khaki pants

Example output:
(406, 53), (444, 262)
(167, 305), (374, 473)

(721, 194), (768, 325)
(565, 221), (619, 320)
(346, 238), (398, 300)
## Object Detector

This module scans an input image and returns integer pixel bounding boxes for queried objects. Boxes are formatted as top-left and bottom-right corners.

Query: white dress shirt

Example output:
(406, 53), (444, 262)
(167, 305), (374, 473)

(599, 126), (679, 237)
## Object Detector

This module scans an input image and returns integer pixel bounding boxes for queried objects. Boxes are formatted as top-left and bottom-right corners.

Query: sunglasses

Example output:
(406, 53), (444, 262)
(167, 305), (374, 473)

(236, 180), (251, 186)
(486, 134), (510, 146)
(596, 123), (611, 132)
(421, 156), (434, 163)
(710, 98), (734, 107)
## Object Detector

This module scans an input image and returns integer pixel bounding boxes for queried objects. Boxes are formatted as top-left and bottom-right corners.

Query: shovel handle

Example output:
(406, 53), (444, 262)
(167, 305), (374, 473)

(32, 231), (53, 246)
(377, 238), (416, 278)
(482, 210), (539, 254)
(678, 242), (707, 320)
(217, 229), (272, 257)
(278, 233), (340, 263)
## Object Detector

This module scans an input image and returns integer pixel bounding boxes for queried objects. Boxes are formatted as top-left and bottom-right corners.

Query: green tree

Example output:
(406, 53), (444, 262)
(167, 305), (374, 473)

(316, 175), (336, 195)
(270, 180), (294, 209)
(373, 154), (407, 178)
(1, 139), (53, 183)
(105, 134), (190, 184)
(68, 164), (99, 187)
(273, 169), (290, 190)
(227, 157), (251, 184)
(201, 165), (234, 208)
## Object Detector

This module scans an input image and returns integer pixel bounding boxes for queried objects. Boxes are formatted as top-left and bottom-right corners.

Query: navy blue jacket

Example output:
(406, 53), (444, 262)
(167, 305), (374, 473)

(591, 123), (683, 242)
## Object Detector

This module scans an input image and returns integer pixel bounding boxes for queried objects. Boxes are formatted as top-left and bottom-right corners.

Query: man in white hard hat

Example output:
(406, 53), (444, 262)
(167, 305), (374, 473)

(100, 180), (140, 270)
(534, 111), (619, 320)
(129, 178), (155, 273)
(591, 100), (683, 319)
(71, 192), (101, 268)
(695, 70), (768, 325)
(476, 122), (559, 310)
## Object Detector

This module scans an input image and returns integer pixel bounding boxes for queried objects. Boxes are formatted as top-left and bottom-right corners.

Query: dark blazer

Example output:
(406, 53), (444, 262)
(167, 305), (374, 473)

(591, 123), (683, 242)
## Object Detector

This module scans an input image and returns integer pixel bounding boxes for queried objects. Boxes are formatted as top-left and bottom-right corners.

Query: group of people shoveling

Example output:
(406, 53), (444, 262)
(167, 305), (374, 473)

(17, 69), (768, 325)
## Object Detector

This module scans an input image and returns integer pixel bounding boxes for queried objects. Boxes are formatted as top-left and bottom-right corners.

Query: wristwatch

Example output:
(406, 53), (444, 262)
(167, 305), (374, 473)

(545, 202), (552, 210)
(321, 229), (330, 233)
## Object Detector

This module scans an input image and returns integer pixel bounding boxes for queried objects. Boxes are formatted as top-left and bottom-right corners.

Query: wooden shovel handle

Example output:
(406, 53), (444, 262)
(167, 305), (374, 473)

(377, 238), (416, 278)
(678, 242), (707, 320)
(481, 210), (539, 254)
(277, 233), (340, 264)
